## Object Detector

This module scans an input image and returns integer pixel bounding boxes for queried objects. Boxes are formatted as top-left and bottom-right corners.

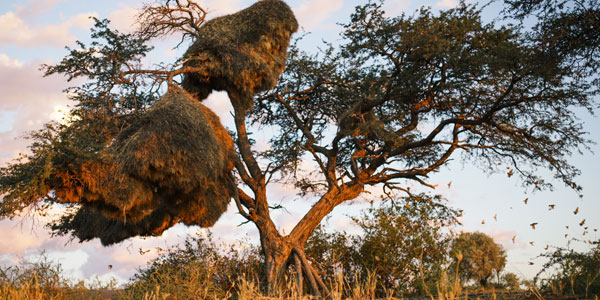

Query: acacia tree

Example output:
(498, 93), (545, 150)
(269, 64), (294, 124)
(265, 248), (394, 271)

(451, 232), (507, 287)
(306, 194), (460, 296)
(0, 0), (598, 296)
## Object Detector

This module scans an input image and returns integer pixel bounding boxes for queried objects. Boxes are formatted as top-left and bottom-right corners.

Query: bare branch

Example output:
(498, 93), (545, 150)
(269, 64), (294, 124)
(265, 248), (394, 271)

(137, 0), (207, 40)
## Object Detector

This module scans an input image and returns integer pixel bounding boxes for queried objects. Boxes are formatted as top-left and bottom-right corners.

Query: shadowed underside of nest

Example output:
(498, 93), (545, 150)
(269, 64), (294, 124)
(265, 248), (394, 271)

(51, 87), (236, 245)
(182, 0), (298, 111)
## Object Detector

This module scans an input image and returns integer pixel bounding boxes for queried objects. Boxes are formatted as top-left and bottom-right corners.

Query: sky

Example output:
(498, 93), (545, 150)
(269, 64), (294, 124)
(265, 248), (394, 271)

(0, 0), (599, 285)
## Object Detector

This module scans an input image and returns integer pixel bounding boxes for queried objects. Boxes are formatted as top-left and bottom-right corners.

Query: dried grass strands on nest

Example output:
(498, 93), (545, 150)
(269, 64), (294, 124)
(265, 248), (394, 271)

(182, 0), (298, 111)
(109, 86), (235, 224)
(50, 206), (178, 246)
(52, 87), (236, 244)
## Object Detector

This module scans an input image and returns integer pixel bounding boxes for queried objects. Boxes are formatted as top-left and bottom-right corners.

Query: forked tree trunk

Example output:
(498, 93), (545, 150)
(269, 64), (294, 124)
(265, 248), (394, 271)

(233, 105), (364, 297)
(258, 226), (328, 297)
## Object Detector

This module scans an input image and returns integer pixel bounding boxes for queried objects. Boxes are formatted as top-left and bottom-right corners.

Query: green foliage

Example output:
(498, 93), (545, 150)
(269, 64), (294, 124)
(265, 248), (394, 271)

(503, 0), (600, 88)
(306, 194), (459, 296)
(0, 18), (158, 219)
(0, 0), (598, 292)
(537, 240), (600, 297)
(252, 0), (597, 198)
(0, 254), (65, 291)
(501, 272), (521, 290)
(451, 231), (507, 287)
(120, 234), (263, 299)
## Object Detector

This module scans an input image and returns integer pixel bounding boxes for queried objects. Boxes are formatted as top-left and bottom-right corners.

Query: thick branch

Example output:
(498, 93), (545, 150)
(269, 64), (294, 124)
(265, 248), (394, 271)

(233, 108), (263, 181)
(368, 125), (462, 184)
(289, 183), (364, 246)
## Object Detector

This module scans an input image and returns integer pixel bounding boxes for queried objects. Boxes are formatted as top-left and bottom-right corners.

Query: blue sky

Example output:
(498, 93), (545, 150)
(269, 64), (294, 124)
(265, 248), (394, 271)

(0, 0), (598, 284)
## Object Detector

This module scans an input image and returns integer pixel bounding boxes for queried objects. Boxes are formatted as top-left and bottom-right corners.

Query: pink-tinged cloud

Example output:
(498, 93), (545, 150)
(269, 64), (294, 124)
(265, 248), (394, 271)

(294, 0), (343, 30)
(435, 0), (459, 8)
(106, 4), (140, 34)
(0, 54), (72, 166)
(0, 220), (52, 254)
(200, 0), (247, 16)
(0, 11), (96, 48)
(12, 0), (67, 19)
(383, 0), (412, 16)
(487, 229), (526, 250)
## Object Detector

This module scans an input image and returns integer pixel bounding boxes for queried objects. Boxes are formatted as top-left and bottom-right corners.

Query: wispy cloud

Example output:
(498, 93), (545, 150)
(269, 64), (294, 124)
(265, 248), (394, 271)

(294, 0), (344, 30)
(0, 11), (96, 48)
(383, 0), (412, 16)
(487, 229), (526, 250)
(435, 0), (459, 8)
(13, 0), (67, 19)
(0, 54), (72, 166)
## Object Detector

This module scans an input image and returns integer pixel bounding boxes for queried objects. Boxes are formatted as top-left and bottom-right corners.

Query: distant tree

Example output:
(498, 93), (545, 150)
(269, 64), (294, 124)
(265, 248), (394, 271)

(353, 195), (458, 295)
(306, 194), (459, 296)
(537, 240), (600, 297)
(451, 232), (507, 287)
(1, 0), (598, 295)
(501, 272), (521, 290)
(304, 223), (357, 287)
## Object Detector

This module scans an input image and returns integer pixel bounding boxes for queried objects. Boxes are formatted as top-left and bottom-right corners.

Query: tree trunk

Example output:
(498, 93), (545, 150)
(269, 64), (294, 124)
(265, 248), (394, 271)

(480, 276), (488, 288)
(251, 187), (364, 297)
(258, 228), (328, 297)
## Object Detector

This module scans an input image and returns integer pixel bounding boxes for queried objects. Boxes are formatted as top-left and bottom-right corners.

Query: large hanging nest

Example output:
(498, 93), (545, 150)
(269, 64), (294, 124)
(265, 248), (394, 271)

(107, 86), (236, 226)
(50, 206), (178, 246)
(51, 87), (236, 245)
(182, 0), (298, 111)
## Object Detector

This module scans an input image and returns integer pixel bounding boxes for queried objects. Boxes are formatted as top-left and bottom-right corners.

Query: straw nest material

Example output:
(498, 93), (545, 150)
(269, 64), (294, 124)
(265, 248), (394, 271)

(51, 206), (178, 246)
(182, 0), (298, 111)
(51, 87), (236, 244)
(107, 86), (236, 226)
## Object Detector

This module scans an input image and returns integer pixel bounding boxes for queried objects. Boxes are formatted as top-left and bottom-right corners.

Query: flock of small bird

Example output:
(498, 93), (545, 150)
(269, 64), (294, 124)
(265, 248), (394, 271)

(449, 179), (597, 266)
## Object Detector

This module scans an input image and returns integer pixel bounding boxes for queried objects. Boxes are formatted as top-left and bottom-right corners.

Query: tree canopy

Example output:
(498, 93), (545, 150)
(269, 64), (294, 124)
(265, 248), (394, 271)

(451, 232), (507, 287)
(306, 194), (459, 295)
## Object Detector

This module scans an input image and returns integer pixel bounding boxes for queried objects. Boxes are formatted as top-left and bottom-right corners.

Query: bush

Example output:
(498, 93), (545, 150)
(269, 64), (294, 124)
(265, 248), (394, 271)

(118, 233), (263, 299)
(0, 253), (117, 300)
(537, 239), (600, 298)
(501, 272), (521, 290)
(450, 231), (506, 288)
(306, 194), (460, 297)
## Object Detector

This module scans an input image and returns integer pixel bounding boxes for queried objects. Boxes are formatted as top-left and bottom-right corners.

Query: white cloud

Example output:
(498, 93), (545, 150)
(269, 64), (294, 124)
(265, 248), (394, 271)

(0, 53), (24, 68)
(435, 0), (459, 8)
(200, 0), (247, 17)
(383, 0), (412, 16)
(294, 0), (344, 30)
(0, 11), (97, 48)
(0, 54), (72, 166)
(107, 4), (140, 34)
(14, 0), (67, 20)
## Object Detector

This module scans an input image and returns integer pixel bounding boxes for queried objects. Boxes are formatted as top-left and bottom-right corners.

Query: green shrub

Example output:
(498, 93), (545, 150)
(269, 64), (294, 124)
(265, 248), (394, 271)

(501, 272), (521, 290)
(450, 232), (507, 288)
(306, 194), (460, 297)
(537, 240), (600, 298)
(118, 233), (263, 299)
